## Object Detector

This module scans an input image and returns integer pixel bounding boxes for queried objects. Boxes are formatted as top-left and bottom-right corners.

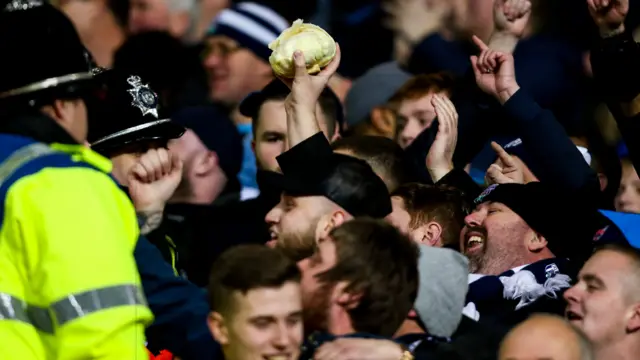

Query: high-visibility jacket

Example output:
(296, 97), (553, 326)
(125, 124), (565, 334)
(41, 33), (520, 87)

(0, 134), (154, 359)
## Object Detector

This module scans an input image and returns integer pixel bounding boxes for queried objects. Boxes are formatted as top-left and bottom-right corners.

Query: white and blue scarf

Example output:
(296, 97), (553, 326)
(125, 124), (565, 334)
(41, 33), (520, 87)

(463, 258), (576, 324)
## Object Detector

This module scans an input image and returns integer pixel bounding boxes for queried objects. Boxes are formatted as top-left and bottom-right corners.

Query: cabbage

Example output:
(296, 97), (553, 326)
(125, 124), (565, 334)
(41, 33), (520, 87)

(269, 19), (337, 78)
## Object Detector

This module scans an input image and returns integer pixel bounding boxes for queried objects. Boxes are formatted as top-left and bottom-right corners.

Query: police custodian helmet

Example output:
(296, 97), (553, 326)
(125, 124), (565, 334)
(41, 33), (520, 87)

(0, 0), (98, 110)
(88, 69), (185, 155)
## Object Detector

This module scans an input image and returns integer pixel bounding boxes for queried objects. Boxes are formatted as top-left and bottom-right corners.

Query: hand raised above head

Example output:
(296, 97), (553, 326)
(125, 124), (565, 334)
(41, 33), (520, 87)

(277, 43), (342, 112)
(426, 94), (459, 183)
(469, 35), (519, 103)
(493, 0), (532, 38)
(587, 0), (628, 36)
(485, 141), (525, 185)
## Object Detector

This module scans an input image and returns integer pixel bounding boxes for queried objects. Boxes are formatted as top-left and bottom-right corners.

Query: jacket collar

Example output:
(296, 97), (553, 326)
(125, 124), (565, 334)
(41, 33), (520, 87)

(0, 113), (79, 145)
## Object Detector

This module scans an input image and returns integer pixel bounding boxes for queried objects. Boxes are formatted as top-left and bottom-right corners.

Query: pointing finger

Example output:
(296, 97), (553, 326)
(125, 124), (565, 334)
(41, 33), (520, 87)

(472, 35), (489, 52)
(491, 141), (516, 167)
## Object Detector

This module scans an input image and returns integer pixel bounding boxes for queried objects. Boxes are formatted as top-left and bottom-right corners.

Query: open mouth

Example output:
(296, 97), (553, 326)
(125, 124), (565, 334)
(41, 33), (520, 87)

(465, 233), (485, 254)
(264, 355), (291, 360)
(565, 310), (583, 322)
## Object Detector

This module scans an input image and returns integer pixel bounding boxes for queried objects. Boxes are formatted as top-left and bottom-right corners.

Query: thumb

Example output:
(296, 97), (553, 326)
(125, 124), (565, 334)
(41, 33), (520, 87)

(487, 163), (512, 184)
(470, 56), (482, 79)
(171, 152), (183, 175)
(293, 51), (308, 78)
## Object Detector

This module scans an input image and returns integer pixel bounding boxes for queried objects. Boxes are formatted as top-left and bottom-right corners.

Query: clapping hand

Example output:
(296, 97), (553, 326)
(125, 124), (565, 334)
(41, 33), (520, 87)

(426, 94), (459, 183)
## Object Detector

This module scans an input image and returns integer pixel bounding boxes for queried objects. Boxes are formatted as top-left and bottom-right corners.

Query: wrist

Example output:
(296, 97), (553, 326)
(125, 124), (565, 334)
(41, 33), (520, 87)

(285, 101), (316, 116)
(428, 165), (453, 183)
(600, 24), (625, 38)
(497, 85), (520, 105)
(401, 24), (440, 45)
(488, 31), (519, 53)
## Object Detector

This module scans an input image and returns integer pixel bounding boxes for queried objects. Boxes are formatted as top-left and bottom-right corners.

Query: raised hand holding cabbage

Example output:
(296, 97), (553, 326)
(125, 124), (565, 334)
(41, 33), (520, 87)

(269, 19), (337, 78)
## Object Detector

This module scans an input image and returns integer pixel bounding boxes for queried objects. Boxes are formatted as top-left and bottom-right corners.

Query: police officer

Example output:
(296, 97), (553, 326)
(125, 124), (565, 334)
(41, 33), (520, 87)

(0, 1), (153, 359)
(88, 68), (186, 272)
(87, 69), (222, 360)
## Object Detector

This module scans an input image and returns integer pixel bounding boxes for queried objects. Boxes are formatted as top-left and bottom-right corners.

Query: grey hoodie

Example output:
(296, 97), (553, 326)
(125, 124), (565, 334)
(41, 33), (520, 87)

(414, 245), (469, 337)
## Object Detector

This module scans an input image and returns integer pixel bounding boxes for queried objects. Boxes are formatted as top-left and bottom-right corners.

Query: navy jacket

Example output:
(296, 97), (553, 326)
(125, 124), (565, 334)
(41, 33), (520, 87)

(136, 235), (222, 359)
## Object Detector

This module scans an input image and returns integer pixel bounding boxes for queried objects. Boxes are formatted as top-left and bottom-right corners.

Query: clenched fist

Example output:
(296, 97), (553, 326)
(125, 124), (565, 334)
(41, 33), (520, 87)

(587, 0), (628, 36)
(128, 147), (183, 212)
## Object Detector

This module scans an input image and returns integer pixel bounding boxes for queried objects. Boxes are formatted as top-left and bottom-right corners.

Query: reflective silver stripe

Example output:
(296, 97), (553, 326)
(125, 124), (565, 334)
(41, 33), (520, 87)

(0, 72), (94, 99)
(90, 118), (172, 147)
(51, 284), (147, 326)
(0, 293), (54, 333)
(1, 285), (146, 332)
(0, 143), (57, 187)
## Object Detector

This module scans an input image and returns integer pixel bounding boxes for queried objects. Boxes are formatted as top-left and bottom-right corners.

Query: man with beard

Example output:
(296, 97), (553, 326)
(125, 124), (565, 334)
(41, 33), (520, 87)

(296, 218), (420, 359)
(564, 243), (640, 360)
(264, 149), (392, 260)
(461, 182), (608, 326)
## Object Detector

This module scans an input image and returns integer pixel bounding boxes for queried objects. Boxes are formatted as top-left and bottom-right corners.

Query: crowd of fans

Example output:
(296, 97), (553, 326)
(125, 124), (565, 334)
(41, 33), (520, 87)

(2, 0), (640, 359)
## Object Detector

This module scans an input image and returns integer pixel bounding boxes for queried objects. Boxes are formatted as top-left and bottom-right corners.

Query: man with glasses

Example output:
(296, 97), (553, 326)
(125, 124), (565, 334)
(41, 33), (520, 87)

(203, 2), (290, 195)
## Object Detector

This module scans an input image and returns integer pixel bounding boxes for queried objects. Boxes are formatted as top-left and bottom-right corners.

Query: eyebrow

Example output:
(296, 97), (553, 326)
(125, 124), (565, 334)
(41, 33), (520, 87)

(581, 273), (605, 288)
(261, 131), (285, 136)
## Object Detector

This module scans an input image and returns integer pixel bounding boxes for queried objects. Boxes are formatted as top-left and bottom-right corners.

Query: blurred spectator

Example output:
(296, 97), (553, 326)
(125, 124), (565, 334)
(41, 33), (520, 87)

(616, 157), (640, 213)
(332, 135), (411, 192)
(344, 62), (411, 138)
(389, 183), (470, 249)
(387, 73), (455, 148)
(203, 2), (290, 193)
(498, 314), (594, 360)
(239, 79), (342, 173)
(128, 0), (194, 39)
(56, 0), (126, 67)
(113, 31), (209, 114)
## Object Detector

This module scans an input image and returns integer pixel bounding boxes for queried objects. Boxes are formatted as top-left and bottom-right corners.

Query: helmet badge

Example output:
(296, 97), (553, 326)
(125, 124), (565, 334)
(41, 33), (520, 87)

(4, 0), (43, 12)
(126, 75), (159, 118)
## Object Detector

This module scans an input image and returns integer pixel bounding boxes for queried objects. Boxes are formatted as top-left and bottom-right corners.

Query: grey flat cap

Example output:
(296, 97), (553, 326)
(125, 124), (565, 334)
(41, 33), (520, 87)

(344, 61), (412, 128)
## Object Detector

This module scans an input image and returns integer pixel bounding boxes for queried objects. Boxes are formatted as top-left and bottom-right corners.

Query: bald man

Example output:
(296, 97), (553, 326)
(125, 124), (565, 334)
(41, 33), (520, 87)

(499, 314), (594, 360)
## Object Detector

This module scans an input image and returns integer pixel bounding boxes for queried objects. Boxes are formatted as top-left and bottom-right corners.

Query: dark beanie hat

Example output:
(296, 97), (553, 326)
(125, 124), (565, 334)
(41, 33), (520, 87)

(474, 182), (609, 262)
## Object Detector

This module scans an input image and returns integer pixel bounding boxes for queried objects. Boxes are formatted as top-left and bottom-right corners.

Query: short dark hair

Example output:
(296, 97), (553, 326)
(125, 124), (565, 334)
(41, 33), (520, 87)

(332, 135), (410, 192)
(593, 243), (640, 300)
(253, 89), (339, 138)
(208, 244), (301, 315)
(391, 183), (470, 249)
(318, 218), (420, 338)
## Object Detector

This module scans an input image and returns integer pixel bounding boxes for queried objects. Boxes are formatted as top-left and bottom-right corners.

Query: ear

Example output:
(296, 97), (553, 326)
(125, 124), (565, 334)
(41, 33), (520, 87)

(315, 210), (347, 241)
(41, 99), (72, 126)
(597, 172), (608, 192)
(334, 281), (363, 310)
(370, 107), (395, 138)
(527, 232), (548, 252)
(207, 312), (230, 345)
(423, 222), (443, 247)
(195, 151), (217, 176)
(626, 303), (640, 333)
